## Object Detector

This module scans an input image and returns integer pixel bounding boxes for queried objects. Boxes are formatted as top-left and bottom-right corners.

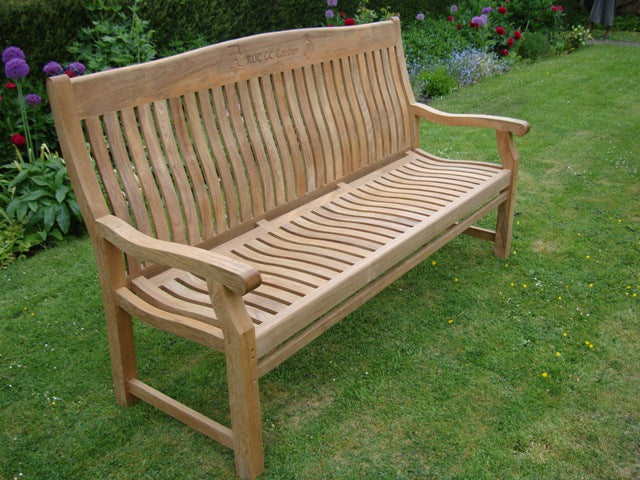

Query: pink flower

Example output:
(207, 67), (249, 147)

(496, 26), (506, 35)
(11, 133), (26, 147)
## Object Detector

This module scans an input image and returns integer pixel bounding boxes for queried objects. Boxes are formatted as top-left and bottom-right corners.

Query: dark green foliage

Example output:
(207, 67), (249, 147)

(0, 0), (90, 81)
(1, 146), (83, 261)
(417, 65), (458, 98)
(516, 31), (551, 60)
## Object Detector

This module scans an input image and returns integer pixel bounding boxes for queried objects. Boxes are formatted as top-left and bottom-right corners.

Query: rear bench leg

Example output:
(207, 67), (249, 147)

(494, 131), (520, 258)
(210, 281), (265, 480)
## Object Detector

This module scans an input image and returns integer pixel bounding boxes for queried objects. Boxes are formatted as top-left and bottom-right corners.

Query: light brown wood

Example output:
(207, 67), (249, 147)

(48, 17), (528, 480)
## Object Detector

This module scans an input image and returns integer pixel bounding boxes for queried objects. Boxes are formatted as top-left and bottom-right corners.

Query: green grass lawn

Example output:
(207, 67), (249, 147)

(1, 44), (639, 479)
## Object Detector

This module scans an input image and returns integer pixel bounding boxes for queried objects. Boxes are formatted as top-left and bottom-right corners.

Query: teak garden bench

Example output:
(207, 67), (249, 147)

(48, 18), (529, 479)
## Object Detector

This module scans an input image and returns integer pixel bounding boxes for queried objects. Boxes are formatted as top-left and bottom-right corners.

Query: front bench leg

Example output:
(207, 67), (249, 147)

(210, 281), (264, 480)
(494, 130), (521, 258)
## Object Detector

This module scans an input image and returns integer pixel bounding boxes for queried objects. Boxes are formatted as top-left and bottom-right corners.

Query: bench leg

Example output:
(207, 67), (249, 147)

(98, 239), (138, 406)
(494, 131), (520, 259)
(210, 282), (265, 480)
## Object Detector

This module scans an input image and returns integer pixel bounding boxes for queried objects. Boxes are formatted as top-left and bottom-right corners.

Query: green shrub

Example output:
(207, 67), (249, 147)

(516, 31), (551, 60)
(1, 145), (83, 247)
(417, 65), (458, 98)
(67, 0), (156, 72)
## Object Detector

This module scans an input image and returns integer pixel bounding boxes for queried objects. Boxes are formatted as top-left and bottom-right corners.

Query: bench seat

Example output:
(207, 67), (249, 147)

(119, 149), (510, 367)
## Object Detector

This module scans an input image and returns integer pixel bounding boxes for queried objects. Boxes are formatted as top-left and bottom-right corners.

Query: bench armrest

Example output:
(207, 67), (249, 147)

(411, 102), (530, 137)
(96, 215), (261, 296)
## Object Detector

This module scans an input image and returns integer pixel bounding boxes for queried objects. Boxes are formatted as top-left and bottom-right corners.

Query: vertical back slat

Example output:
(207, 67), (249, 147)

(387, 46), (413, 148)
(102, 111), (152, 236)
(84, 116), (131, 223)
(237, 81), (276, 211)
(225, 84), (265, 217)
(279, 71), (314, 193)
(265, 73), (305, 199)
(320, 61), (349, 179)
(249, 77), (287, 206)
(211, 87), (253, 222)
(197, 88), (240, 228)
(120, 107), (172, 241)
(169, 95), (214, 242)
(328, 59), (359, 176)
(311, 63), (342, 182)
(363, 51), (390, 159)
(137, 103), (186, 244)
(302, 65), (334, 185)
(339, 56), (369, 170)
(379, 48), (407, 151)
(354, 53), (383, 164)
(154, 100), (200, 244)
(371, 49), (397, 154)
(183, 93), (228, 234)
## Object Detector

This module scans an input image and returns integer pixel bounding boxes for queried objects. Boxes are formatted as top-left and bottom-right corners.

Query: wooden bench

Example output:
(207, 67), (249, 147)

(47, 18), (529, 479)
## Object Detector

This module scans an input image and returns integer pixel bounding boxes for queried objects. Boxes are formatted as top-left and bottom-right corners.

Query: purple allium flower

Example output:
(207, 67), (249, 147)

(4, 57), (30, 79)
(482, 6), (493, 14)
(2, 46), (25, 64)
(25, 93), (42, 106)
(416, 12), (425, 20)
(67, 61), (86, 75)
(325, 9), (335, 18)
(327, 0), (338, 6)
(450, 5), (458, 13)
(43, 61), (63, 76)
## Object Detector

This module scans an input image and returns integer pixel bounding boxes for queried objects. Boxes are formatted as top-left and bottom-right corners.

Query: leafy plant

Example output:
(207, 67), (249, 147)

(417, 65), (458, 98)
(67, 0), (156, 72)
(2, 144), (83, 246)
(516, 31), (551, 60)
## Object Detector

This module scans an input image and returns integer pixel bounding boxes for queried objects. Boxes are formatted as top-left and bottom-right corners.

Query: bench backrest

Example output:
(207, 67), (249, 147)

(48, 18), (416, 276)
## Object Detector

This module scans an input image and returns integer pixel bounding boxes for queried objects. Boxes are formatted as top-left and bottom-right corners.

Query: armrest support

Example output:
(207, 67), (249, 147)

(96, 215), (261, 296)
(411, 102), (530, 137)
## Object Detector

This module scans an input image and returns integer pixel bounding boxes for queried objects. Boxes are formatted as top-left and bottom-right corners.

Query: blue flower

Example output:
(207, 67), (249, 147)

(25, 93), (42, 106)
(327, 0), (338, 6)
(4, 57), (30, 79)
(43, 61), (64, 76)
(2, 46), (25, 64)
(416, 12), (425, 20)
(67, 62), (86, 75)
(325, 9), (335, 18)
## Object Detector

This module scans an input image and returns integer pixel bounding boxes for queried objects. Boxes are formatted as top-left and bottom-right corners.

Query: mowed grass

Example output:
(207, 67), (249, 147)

(1, 44), (639, 479)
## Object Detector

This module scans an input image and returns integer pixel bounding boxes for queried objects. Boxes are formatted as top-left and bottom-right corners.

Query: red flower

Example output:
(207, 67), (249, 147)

(498, 6), (507, 13)
(514, 30), (522, 40)
(456, 23), (463, 29)
(10, 133), (26, 147)
(470, 20), (479, 28)
(447, 15), (454, 21)
(65, 70), (76, 78)
(496, 26), (506, 35)
(500, 48), (509, 56)
(344, 17), (356, 26)
(507, 37), (515, 47)
(5, 82), (17, 89)
(339, 11), (345, 18)
(0, 95), (3, 102)
(558, 5), (564, 11)
(551, 5), (558, 11)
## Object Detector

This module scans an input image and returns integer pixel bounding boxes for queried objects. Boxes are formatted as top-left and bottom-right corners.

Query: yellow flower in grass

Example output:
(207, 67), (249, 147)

(541, 372), (548, 378)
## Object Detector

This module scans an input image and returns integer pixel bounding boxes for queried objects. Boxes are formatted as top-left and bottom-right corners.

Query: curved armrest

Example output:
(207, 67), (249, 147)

(96, 215), (261, 296)
(411, 103), (530, 137)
